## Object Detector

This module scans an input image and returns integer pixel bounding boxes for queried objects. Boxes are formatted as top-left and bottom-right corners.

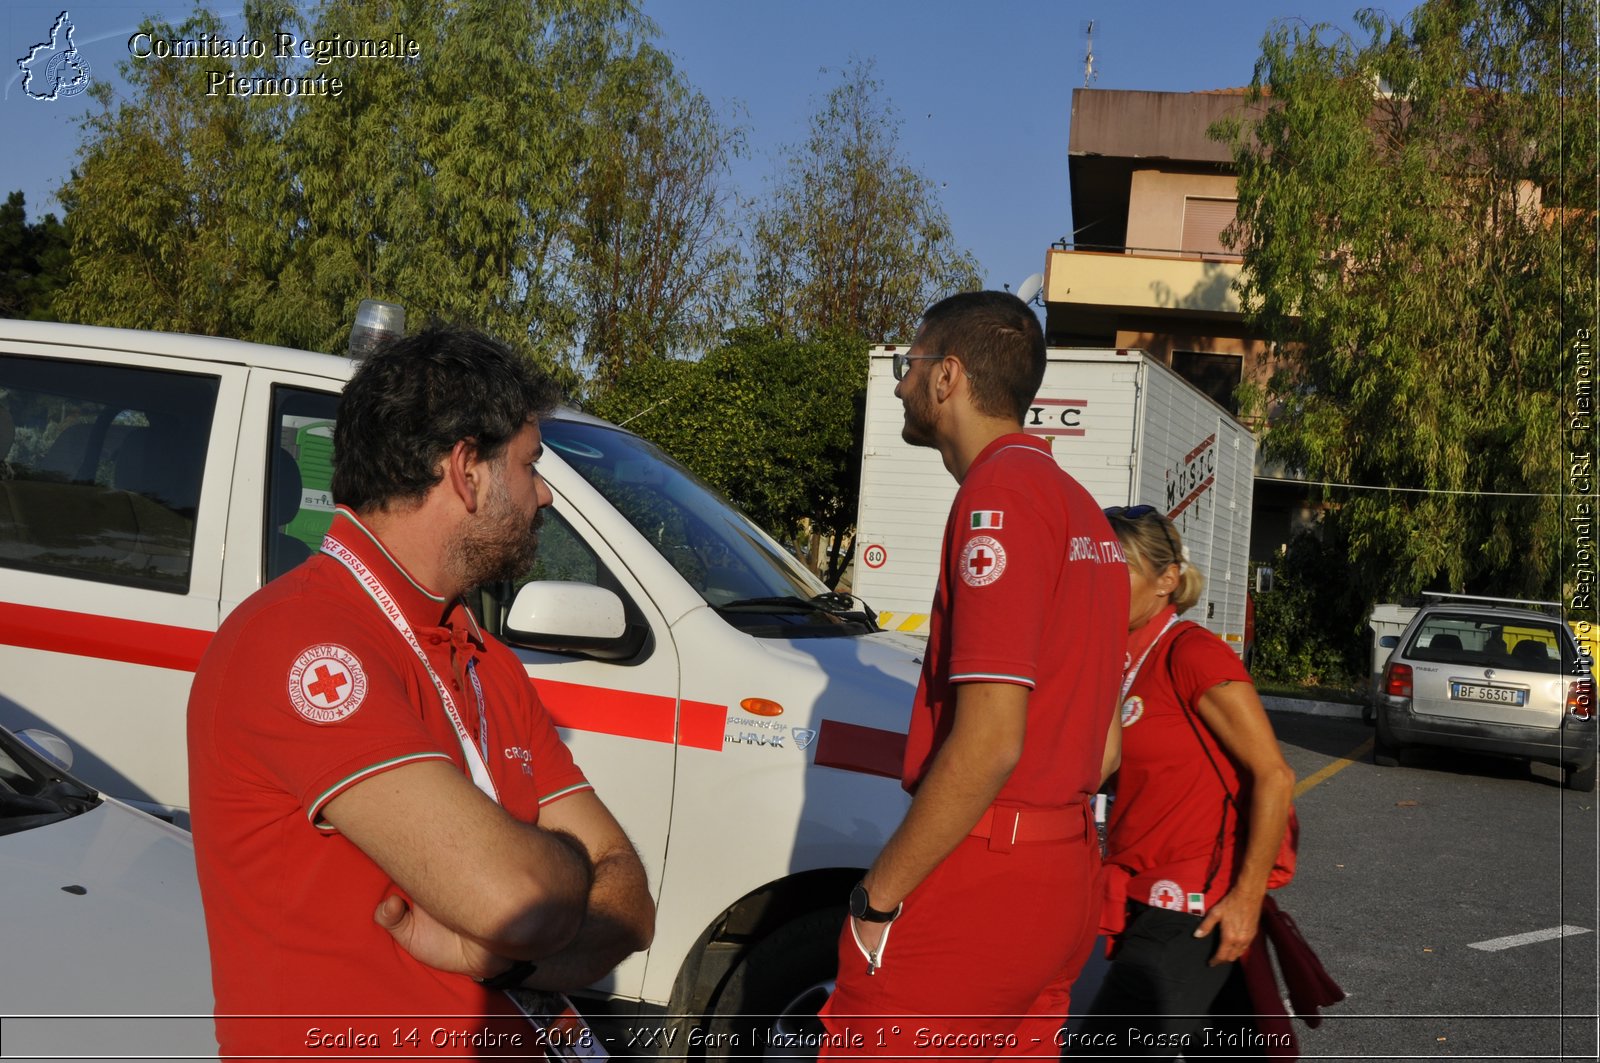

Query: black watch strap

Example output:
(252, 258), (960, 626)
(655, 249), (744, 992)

(850, 881), (901, 923)
(479, 959), (537, 991)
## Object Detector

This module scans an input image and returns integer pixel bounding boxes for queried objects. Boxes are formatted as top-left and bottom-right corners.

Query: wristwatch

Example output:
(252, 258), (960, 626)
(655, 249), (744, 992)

(478, 959), (537, 991)
(849, 880), (902, 923)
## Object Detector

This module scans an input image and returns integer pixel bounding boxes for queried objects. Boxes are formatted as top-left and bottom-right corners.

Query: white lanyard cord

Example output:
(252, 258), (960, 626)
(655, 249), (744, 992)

(1121, 614), (1181, 704)
(323, 534), (500, 804)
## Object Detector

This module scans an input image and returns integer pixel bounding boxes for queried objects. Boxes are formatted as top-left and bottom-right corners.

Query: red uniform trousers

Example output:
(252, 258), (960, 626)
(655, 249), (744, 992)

(819, 804), (1101, 1060)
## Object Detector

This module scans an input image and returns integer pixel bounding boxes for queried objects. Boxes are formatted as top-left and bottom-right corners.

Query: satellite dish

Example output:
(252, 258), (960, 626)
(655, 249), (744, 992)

(1014, 273), (1044, 306)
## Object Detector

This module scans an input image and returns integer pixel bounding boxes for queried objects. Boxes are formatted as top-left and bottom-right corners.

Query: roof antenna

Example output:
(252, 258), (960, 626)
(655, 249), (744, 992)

(1082, 20), (1097, 88)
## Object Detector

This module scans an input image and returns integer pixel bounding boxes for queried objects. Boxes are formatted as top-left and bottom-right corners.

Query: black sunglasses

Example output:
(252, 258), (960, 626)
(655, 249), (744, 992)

(1104, 505), (1181, 569)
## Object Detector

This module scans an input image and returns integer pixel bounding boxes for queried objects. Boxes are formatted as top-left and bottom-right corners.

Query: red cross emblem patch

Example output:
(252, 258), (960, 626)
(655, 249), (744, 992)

(1148, 879), (1186, 911)
(288, 644), (368, 724)
(959, 534), (1006, 587)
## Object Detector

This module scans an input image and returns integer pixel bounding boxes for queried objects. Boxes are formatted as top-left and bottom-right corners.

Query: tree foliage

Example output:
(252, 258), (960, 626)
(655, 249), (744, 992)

(1250, 531), (1367, 688)
(747, 61), (982, 343)
(1218, 0), (1596, 602)
(53, 6), (273, 336)
(52, 0), (737, 392)
(0, 192), (71, 320)
(589, 328), (867, 586)
(563, 45), (744, 391)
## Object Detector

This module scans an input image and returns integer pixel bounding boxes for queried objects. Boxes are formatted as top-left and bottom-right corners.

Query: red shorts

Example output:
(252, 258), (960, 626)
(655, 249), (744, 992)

(818, 809), (1101, 1060)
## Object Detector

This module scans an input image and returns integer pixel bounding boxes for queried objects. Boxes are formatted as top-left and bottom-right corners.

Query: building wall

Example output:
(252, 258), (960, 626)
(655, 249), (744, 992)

(1124, 171), (1240, 255)
(1059, 88), (1311, 565)
(1112, 325), (1274, 388)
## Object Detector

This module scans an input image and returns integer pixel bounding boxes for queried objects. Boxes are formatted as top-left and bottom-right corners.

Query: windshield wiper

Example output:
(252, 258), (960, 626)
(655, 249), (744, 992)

(714, 593), (879, 630)
(714, 595), (829, 615)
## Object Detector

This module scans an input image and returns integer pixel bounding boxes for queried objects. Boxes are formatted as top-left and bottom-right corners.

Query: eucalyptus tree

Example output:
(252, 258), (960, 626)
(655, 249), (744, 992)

(748, 61), (981, 344)
(1219, 0), (1595, 600)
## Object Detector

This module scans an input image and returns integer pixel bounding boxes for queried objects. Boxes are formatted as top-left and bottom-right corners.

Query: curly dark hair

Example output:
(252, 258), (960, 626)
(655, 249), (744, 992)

(332, 325), (561, 511)
(915, 291), (1045, 423)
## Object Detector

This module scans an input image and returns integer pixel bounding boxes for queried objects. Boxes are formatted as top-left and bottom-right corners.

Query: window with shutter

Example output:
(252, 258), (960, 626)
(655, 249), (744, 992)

(1181, 197), (1239, 258)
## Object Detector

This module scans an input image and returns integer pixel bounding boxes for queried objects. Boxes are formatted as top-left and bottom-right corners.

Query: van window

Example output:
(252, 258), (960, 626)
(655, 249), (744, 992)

(524, 509), (600, 586)
(267, 387), (341, 582)
(0, 355), (218, 592)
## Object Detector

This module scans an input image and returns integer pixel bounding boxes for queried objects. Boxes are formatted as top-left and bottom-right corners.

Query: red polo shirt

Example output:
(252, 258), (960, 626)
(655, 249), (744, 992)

(902, 434), (1128, 805)
(1108, 614), (1253, 913)
(188, 508), (590, 1059)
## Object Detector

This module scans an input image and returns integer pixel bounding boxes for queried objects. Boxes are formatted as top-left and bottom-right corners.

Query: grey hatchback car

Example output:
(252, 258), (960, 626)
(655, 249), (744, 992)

(1376, 598), (1597, 791)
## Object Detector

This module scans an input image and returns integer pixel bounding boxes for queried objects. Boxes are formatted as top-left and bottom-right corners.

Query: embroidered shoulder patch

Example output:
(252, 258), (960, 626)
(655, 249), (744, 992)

(960, 535), (1006, 587)
(1120, 696), (1144, 727)
(288, 644), (368, 724)
(969, 510), (1004, 530)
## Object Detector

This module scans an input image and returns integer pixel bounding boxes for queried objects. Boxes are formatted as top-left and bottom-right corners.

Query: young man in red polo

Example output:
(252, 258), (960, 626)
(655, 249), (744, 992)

(818, 291), (1127, 1057)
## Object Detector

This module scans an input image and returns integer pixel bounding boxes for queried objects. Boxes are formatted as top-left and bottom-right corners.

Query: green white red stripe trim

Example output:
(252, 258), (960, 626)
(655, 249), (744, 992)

(539, 782), (594, 806)
(950, 670), (1036, 689)
(308, 752), (455, 829)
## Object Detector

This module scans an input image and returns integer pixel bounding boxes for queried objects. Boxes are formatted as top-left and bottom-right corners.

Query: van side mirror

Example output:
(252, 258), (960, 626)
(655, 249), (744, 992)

(17, 728), (74, 771)
(504, 581), (644, 660)
(1379, 635), (1399, 649)
(1254, 567), (1274, 594)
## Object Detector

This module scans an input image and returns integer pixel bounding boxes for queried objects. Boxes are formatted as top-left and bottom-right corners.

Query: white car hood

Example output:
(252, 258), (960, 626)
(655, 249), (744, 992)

(0, 797), (216, 1059)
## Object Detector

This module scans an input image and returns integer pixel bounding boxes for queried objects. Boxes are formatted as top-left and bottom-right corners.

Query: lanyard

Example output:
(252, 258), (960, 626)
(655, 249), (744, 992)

(1120, 614), (1181, 704)
(323, 533), (500, 805)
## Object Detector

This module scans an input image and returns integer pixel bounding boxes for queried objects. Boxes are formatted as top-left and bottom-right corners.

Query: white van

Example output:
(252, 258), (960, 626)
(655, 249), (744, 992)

(0, 319), (920, 1037)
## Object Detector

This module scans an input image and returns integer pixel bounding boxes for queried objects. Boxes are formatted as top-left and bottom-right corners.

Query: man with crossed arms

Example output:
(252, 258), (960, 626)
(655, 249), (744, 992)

(189, 327), (653, 1058)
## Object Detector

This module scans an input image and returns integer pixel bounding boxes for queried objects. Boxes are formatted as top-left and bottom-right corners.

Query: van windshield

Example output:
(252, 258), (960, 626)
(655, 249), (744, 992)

(542, 417), (872, 638)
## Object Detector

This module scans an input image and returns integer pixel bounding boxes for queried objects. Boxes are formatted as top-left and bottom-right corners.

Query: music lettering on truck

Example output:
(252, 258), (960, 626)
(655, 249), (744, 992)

(0, 316), (932, 1051)
(854, 345), (1256, 657)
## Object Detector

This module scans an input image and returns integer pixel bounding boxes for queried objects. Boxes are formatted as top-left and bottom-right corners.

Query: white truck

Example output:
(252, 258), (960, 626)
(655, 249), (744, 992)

(853, 345), (1256, 654)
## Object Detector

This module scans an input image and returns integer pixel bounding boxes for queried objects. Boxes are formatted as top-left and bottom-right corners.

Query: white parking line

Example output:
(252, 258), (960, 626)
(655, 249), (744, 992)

(1468, 925), (1593, 952)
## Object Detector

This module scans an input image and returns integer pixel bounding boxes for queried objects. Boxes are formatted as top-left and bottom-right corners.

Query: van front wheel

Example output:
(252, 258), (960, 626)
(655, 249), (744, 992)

(706, 906), (845, 1060)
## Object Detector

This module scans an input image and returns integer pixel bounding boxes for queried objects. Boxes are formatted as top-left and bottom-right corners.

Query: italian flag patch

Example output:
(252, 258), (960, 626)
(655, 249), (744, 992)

(970, 510), (1004, 530)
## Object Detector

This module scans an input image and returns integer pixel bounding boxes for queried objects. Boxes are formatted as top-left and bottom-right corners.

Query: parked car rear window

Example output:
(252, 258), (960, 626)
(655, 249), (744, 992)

(1405, 612), (1574, 674)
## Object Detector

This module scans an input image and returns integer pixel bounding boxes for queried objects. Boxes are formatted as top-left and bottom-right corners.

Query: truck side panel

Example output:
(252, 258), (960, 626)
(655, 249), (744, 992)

(1131, 359), (1255, 653)
(852, 353), (960, 630)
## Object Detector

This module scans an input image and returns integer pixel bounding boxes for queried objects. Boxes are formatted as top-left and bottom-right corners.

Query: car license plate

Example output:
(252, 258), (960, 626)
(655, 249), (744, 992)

(1450, 682), (1526, 706)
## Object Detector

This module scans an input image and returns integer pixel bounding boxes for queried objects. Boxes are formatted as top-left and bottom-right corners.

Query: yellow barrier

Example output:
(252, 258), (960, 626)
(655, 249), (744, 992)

(875, 611), (930, 634)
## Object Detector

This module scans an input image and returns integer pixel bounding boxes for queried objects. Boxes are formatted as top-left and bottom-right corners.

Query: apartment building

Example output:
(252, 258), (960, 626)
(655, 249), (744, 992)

(1044, 87), (1306, 558)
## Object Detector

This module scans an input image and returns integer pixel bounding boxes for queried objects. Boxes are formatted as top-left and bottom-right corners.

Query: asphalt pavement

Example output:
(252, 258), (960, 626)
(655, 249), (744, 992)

(1262, 710), (1598, 1061)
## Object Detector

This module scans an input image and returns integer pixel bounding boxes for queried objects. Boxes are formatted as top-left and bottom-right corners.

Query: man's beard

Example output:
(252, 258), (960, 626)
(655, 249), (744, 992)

(900, 377), (937, 448)
(450, 475), (543, 590)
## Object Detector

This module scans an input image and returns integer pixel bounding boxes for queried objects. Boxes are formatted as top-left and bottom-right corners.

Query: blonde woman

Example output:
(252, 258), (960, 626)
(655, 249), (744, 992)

(1076, 505), (1295, 1058)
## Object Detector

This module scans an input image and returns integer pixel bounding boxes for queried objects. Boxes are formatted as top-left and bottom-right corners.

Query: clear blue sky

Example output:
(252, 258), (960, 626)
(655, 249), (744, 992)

(3, 0), (1417, 292)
